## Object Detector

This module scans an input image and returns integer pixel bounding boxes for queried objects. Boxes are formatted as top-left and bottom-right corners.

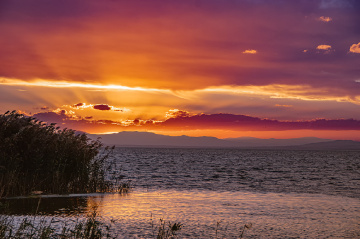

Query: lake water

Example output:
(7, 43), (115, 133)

(3, 148), (360, 238)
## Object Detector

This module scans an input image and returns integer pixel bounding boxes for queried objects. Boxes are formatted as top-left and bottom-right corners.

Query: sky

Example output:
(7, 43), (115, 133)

(1, 0), (360, 140)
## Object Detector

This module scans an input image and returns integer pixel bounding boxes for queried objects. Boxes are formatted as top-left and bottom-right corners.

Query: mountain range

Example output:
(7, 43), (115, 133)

(87, 131), (360, 150)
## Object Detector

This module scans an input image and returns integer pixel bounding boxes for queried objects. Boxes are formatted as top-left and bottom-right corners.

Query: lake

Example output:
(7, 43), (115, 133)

(3, 148), (360, 238)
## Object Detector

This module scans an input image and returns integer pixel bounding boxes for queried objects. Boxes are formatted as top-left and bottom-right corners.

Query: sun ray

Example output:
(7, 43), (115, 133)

(0, 78), (172, 93)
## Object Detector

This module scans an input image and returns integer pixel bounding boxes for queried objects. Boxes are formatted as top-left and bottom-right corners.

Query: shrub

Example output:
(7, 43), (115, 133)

(0, 111), (115, 198)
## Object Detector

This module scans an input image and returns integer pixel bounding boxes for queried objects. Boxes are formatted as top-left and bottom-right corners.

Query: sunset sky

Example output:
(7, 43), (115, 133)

(1, 0), (360, 139)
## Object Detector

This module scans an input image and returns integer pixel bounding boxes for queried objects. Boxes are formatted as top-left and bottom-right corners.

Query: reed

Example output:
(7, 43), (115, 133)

(150, 215), (182, 239)
(0, 111), (117, 198)
(0, 211), (117, 238)
(0, 212), (252, 238)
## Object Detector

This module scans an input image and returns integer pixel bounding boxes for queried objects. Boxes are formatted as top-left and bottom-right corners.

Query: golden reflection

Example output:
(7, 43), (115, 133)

(76, 189), (360, 238)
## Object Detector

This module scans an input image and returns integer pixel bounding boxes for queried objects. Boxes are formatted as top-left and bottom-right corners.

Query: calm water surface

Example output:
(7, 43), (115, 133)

(3, 148), (360, 238)
(115, 148), (360, 198)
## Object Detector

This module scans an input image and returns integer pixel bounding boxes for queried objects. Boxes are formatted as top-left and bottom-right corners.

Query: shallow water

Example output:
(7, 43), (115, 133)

(4, 189), (360, 238)
(2, 148), (360, 238)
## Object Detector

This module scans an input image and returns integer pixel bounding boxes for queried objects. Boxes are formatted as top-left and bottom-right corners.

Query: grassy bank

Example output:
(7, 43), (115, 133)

(0, 111), (117, 198)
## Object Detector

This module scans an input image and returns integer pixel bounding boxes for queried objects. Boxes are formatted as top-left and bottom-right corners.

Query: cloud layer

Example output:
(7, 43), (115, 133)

(32, 110), (360, 134)
(0, 0), (359, 94)
(1, 0), (359, 139)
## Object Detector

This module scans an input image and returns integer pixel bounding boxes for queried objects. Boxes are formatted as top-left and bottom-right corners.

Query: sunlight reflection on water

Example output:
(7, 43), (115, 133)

(5, 189), (359, 238)
(93, 189), (360, 238)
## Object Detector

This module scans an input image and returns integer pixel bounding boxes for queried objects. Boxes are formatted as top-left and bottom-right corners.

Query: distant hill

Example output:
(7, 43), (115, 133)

(88, 131), (239, 147)
(283, 140), (360, 150)
(224, 136), (332, 147)
(86, 131), (356, 149)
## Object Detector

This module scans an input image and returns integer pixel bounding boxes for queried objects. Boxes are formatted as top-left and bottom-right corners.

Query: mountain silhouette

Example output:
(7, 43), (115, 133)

(85, 131), (360, 149)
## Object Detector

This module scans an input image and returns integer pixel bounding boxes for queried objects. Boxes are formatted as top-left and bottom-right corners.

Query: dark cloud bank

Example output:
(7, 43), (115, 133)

(32, 111), (360, 132)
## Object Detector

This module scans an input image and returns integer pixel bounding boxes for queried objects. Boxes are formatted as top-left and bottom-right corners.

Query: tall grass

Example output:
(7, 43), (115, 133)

(0, 214), (252, 239)
(0, 111), (116, 198)
(0, 210), (117, 238)
(150, 214), (182, 239)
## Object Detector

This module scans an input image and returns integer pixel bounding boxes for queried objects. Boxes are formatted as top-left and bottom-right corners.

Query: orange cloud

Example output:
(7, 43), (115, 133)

(165, 109), (193, 119)
(275, 104), (292, 108)
(192, 85), (360, 105)
(0, 78), (169, 93)
(318, 16), (332, 22)
(2, 78), (359, 106)
(349, 42), (360, 53)
(53, 108), (77, 118)
(316, 45), (332, 50)
(242, 49), (257, 54)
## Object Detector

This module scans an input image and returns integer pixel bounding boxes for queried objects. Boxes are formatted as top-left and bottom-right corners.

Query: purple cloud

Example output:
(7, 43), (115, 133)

(73, 103), (84, 107)
(93, 104), (111, 111)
